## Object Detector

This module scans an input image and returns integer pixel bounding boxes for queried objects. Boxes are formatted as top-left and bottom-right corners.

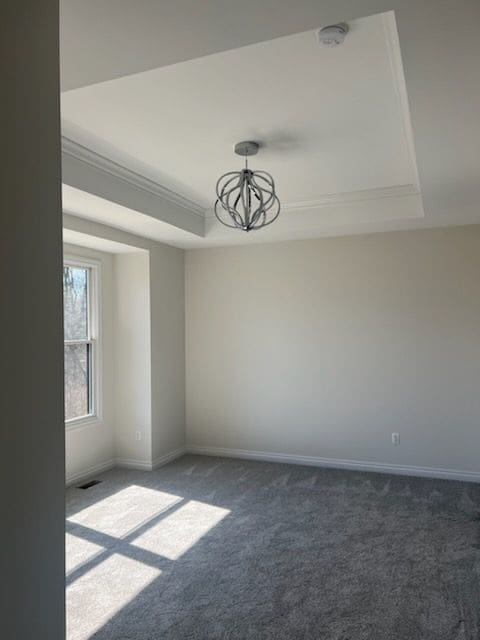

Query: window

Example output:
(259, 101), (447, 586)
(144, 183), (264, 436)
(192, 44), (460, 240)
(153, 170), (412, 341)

(63, 258), (100, 425)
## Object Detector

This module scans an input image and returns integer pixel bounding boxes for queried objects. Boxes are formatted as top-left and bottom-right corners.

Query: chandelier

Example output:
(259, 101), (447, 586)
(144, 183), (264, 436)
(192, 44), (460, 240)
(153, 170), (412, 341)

(214, 141), (280, 232)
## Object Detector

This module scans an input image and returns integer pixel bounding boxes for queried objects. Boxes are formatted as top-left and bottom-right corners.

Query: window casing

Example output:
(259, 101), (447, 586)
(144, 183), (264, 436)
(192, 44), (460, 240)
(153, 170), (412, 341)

(63, 256), (101, 428)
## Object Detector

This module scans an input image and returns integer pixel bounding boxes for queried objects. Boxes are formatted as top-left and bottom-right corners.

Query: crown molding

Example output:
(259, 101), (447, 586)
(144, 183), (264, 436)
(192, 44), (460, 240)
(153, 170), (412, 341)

(283, 184), (421, 211)
(61, 136), (205, 217)
(204, 184), (421, 219)
(381, 12), (420, 188)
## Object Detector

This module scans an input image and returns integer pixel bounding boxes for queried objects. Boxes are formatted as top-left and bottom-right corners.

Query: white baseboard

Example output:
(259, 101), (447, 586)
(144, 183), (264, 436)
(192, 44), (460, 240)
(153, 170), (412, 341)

(186, 445), (480, 484)
(116, 447), (186, 472)
(66, 446), (480, 485)
(152, 447), (186, 470)
(66, 458), (116, 487)
(115, 457), (152, 471)
(66, 448), (187, 484)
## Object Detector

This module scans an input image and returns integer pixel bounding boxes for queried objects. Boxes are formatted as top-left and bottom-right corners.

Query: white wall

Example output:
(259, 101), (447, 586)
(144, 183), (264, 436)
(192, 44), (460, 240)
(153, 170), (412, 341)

(150, 246), (186, 464)
(113, 245), (185, 468)
(64, 244), (116, 483)
(186, 226), (480, 479)
(113, 251), (152, 466)
(63, 215), (186, 473)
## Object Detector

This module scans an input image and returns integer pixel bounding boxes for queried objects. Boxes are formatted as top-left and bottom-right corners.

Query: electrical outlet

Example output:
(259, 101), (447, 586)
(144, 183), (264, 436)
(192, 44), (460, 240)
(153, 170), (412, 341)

(135, 430), (142, 441)
(391, 432), (400, 445)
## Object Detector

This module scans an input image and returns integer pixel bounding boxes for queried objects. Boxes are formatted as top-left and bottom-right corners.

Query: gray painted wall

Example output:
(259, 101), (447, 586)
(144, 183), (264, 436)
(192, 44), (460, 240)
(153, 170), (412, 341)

(186, 226), (480, 477)
(2, 0), (65, 637)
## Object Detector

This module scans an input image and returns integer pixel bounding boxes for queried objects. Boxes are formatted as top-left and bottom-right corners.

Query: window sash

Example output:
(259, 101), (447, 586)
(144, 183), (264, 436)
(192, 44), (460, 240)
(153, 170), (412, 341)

(63, 258), (100, 426)
(64, 265), (90, 341)
(64, 341), (94, 421)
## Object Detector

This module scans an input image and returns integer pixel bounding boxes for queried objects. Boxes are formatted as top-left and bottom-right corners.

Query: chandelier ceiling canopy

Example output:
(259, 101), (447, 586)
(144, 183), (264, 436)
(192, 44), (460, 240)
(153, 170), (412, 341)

(214, 141), (280, 232)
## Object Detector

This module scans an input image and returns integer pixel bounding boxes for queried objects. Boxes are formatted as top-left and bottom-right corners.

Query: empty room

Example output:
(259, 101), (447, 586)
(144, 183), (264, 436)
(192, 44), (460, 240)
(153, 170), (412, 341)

(5, 1), (480, 639)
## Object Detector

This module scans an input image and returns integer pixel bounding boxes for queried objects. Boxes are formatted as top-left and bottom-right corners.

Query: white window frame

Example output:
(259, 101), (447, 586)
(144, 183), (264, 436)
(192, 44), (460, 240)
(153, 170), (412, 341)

(64, 255), (103, 430)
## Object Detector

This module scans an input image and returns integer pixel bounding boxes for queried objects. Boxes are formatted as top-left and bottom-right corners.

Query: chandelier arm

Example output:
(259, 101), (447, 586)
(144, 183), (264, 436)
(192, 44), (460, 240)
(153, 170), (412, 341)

(252, 169), (275, 181)
(253, 196), (281, 228)
(233, 191), (242, 213)
(250, 170), (276, 193)
(215, 172), (242, 201)
(214, 200), (247, 228)
(224, 172), (245, 207)
(220, 176), (243, 215)
(259, 210), (267, 229)
(216, 170), (240, 188)
(248, 183), (266, 227)
(224, 183), (246, 227)
(249, 174), (276, 211)
(225, 197), (245, 227)
(217, 180), (243, 223)
(251, 203), (268, 228)
(241, 173), (251, 228)
(247, 176), (253, 223)
(248, 190), (280, 230)
(216, 170), (242, 185)
(216, 173), (241, 201)
(251, 172), (276, 208)
(250, 170), (275, 189)
(250, 184), (275, 211)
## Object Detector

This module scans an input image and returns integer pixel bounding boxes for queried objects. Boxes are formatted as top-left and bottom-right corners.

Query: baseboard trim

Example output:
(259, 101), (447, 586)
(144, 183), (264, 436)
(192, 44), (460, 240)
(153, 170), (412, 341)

(115, 457), (152, 471)
(66, 446), (480, 485)
(66, 448), (187, 485)
(152, 447), (186, 470)
(116, 447), (186, 472)
(186, 445), (480, 484)
(66, 458), (116, 487)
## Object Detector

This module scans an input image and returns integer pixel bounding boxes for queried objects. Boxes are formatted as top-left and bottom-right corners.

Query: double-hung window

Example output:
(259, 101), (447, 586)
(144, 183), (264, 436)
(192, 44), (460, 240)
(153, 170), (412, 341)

(63, 258), (100, 426)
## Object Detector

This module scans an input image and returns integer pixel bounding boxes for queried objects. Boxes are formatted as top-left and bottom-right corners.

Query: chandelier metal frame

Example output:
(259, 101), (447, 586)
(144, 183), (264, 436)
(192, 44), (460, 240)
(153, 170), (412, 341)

(214, 141), (280, 232)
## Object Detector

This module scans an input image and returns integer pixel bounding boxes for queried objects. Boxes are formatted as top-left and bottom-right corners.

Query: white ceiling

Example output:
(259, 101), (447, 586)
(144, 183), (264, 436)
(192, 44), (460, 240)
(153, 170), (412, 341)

(62, 12), (417, 208)
(59, 0), (393, 92)
(60, 0), (480, 249)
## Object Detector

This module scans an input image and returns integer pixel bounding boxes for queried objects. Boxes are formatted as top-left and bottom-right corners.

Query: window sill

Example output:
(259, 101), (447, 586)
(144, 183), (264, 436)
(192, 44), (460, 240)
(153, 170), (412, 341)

(65, 415), (103, 431)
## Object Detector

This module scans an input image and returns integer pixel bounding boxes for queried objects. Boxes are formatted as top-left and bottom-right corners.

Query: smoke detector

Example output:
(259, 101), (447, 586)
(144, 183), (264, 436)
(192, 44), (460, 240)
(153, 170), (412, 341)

(318, 23), (349, 47)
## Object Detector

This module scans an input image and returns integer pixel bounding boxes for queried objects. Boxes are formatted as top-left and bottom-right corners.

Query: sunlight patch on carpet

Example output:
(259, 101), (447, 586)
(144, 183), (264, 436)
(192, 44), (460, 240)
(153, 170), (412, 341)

(66, 532), (104, 575)
(66, 553), (161, 640)
(131, 500), (230, 559)
(68, 485), (182, 537)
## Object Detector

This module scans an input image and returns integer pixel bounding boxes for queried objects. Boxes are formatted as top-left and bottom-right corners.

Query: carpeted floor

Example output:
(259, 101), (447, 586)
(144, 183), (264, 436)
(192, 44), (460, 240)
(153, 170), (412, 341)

(66, 455), (480, 639)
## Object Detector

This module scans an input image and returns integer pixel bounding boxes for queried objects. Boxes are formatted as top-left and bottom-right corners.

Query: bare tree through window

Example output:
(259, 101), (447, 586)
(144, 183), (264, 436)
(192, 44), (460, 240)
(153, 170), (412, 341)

(63, 265), (93, 421)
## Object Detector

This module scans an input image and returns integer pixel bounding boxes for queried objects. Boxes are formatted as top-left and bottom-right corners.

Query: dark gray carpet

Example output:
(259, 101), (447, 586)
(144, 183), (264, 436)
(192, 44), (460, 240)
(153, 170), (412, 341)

(66, 455), (480, 639)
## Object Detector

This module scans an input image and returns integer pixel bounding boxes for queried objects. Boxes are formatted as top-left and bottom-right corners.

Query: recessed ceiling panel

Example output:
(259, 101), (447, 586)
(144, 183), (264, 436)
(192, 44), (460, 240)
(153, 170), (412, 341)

(62, 11), (419, 216)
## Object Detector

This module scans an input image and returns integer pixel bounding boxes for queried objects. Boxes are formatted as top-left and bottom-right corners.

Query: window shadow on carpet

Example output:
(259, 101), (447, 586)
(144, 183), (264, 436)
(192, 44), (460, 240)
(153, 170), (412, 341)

(66, 455), (480, 640)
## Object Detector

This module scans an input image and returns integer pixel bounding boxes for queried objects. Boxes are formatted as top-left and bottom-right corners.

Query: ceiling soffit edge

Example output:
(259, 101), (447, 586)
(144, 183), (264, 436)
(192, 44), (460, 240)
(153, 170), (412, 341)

(61, 136), (205, 218)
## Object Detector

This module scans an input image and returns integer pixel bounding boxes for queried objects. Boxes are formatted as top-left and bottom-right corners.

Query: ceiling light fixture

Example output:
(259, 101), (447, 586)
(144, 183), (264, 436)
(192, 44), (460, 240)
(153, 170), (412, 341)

(214, 141), (280, 232)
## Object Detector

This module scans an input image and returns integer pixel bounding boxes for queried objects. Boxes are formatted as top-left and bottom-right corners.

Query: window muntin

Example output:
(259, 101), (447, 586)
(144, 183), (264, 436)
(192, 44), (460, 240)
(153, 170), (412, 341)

(63, 262), (98, 423)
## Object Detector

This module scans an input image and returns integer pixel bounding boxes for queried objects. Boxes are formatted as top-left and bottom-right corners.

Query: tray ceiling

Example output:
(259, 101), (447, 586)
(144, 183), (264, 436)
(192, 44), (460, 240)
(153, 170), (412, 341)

(60, 1), (480, 248)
